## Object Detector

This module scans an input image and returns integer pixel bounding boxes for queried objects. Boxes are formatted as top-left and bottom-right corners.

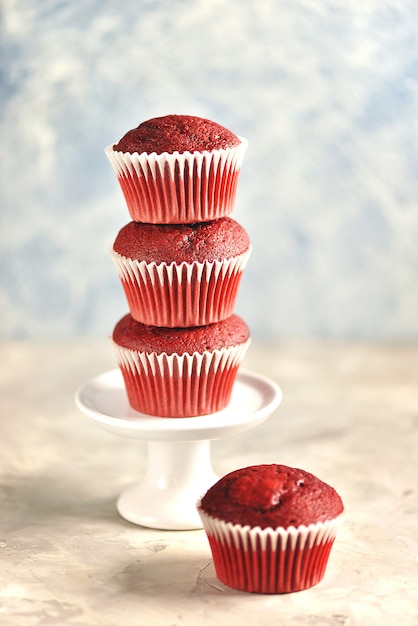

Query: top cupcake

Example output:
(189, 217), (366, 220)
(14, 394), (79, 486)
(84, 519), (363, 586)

(199, 464), (344, 530)
(105, 114), (248, 224)
(113, 114), (241, 155)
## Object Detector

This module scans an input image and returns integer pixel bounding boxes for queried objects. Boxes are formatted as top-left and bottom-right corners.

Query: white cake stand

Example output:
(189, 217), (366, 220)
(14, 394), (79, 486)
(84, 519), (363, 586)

(75, 368), (282, 530)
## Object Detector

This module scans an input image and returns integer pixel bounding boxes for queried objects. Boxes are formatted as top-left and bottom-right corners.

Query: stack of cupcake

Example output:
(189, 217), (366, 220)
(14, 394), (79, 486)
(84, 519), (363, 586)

(105, 117), (345, 593)
(106, 114), (252, 417)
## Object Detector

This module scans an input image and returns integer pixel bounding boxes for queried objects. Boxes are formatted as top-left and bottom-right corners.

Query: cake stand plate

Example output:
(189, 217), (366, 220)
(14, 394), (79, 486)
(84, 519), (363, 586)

(75, 368), (282, 530)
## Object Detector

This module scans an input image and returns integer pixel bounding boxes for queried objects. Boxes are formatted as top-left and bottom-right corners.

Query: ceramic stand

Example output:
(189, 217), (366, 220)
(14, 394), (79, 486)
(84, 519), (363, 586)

(75, 368), (282, 530)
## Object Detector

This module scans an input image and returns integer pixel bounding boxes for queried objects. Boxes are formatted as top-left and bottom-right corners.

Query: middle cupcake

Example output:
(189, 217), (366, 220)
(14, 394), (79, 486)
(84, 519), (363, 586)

(111, 217), (252, 328)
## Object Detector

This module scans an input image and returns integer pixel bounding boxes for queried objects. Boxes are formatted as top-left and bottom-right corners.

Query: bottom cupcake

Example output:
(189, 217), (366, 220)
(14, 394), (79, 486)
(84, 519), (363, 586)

(197, 464), (344, 594)
(112, 313), (250, 417)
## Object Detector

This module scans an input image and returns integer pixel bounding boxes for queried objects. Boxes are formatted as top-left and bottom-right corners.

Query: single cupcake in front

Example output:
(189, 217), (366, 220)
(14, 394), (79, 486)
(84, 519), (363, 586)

(197, 463), (344, 593)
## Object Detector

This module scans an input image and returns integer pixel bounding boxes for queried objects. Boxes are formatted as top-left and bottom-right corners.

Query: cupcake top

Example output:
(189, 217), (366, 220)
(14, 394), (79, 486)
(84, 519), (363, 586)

(199, 464), (344, 529)
(113, 314), (250, 355)
(113, 114), (240, 154)
(113, 218), (250, 264)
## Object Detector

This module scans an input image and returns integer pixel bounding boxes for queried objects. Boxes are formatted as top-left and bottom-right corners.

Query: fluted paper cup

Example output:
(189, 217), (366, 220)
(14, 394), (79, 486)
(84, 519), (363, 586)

(110, 246), (252, 327)
(197, 505), (343, 594)
(105, 138), (248, 224)
(113, 339), (251, 417)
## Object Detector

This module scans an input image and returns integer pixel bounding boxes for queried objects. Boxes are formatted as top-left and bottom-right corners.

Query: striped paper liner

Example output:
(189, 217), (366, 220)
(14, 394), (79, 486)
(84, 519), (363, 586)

(197, 504), (343, 594)
(105, 138), (248, 224)
(110, 246), (252, 327)
(113, 339), (251, 417)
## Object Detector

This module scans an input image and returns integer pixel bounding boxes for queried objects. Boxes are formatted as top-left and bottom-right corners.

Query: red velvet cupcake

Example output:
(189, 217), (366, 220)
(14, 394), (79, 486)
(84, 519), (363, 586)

(197, 464), (344, 593)
(105, 114), (247, 224)
(111, 218), (252, 327)
(112, 313), (250, 417)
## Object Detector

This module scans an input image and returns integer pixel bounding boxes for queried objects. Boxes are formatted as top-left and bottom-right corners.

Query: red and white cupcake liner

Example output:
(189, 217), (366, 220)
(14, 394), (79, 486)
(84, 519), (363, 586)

(105, 138), (248, 224)
(197, 506), (343, 594)
(110, 247), (252, 327)
(113, 339), (251, 417)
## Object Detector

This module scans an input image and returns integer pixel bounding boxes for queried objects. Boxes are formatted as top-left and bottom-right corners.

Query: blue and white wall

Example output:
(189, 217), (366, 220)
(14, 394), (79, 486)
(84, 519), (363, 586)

(2, 0), (418, 340)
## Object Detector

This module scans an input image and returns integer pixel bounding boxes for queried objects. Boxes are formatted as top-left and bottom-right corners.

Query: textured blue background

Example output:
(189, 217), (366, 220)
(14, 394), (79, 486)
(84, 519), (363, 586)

(1, 0), (418, 339)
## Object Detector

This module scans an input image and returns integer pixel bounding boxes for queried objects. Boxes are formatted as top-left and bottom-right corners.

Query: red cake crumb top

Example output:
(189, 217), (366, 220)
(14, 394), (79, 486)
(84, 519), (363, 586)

(113, 114), (240, 154)
(113, 314), (249, 355)
(113, 218), (250, 264)
(199, 464), (344, 529)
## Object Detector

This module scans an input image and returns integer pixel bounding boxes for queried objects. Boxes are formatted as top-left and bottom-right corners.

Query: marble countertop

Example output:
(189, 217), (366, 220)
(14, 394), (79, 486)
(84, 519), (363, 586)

(1, 340), (417, 625)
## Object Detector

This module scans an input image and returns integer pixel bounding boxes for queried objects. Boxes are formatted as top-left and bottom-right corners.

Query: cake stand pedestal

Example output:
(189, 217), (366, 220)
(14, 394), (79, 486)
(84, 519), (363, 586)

(75, 368), (282, 530)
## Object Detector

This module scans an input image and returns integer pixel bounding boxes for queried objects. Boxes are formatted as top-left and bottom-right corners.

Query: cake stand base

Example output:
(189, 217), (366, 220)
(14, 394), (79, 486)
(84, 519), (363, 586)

(117, 440), (217, 530)
(75, 368), (282, 530)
